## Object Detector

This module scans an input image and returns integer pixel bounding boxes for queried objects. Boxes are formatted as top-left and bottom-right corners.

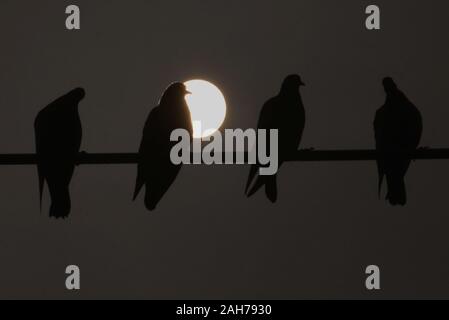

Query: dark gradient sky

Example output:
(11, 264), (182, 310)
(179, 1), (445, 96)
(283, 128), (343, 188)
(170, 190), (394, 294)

(0, 0), (449, 299)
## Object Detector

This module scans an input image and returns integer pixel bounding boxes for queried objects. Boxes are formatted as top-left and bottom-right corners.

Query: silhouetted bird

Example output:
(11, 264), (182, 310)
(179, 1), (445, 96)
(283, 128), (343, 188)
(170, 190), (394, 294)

(133, 83), (193, 211)
(374, 77), (423, 206)
(245, 74), (306, 202)
(34, 88), (85, 218)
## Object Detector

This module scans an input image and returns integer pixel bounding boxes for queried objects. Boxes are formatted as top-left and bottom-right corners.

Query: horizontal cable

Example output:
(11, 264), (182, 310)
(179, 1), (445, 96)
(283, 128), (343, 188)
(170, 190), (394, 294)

(0, 148), (447, 165)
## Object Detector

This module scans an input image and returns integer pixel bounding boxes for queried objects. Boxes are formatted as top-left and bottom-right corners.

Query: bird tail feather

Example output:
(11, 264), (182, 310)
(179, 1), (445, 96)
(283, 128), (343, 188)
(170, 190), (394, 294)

(386, 176), (407, 206)
(49, 186), (71, 219)
(133, 169), (145, 201)
(144, 190), (158, 211)
(37, 166), (44, 212)
(377, 173), (384, 200)
(245, 165), (259, 195)
(133, 181), (143, 201)
(376, 160), (384, 200)
(247, 174), (278, 203)
(265, 175), (278, 203)
(247, 176), (265, 198)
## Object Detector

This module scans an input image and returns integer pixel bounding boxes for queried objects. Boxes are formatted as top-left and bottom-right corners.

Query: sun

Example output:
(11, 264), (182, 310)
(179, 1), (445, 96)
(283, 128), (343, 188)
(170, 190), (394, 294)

(184, 79), (227, 139)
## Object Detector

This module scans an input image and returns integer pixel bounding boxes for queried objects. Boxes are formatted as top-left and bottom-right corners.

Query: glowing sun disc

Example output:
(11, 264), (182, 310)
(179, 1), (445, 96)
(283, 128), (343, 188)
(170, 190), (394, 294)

(184, 79), (227, 139)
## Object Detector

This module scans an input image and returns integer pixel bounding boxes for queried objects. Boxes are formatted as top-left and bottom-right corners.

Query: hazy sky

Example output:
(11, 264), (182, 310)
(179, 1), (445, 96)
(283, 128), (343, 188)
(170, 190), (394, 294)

(0, 0), (449, 299)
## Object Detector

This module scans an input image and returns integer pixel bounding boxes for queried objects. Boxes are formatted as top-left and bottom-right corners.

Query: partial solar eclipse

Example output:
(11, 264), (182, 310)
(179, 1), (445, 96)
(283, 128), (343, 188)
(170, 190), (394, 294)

(184, 80), (227, 139)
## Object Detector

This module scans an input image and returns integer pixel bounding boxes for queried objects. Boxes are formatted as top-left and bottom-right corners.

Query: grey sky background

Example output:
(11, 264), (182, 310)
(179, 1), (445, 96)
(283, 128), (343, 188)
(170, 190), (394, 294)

(0, 0), (449, 299)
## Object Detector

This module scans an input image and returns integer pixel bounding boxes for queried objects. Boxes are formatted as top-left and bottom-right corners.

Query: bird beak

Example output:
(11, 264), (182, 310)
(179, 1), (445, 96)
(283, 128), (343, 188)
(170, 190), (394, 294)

(300, 81), (306, 86)
(185, 90), (192, 95)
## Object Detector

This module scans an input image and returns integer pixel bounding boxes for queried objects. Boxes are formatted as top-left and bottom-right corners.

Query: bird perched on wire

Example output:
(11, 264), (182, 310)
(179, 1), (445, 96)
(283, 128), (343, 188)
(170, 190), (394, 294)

(34, 88), (85, 218)
(374, 77), (423, 206)
(134, 82), (193, 211)
(245, 74), (307, 202)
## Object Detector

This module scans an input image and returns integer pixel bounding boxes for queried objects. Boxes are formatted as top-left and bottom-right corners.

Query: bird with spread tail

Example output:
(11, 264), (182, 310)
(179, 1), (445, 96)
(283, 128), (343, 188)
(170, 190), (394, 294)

(245, 74), (306, 202)
(134, 83), (193, 211)
(374, 77), (423, 206)
(34, 88), (85, 218)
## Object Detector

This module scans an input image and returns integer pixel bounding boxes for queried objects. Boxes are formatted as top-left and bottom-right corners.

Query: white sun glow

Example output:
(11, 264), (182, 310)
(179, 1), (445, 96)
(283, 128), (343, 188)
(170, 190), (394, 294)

(184, 79), (227, 139)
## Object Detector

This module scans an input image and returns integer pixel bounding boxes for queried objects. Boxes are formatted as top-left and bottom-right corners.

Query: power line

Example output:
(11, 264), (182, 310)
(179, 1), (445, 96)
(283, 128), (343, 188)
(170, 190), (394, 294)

(0, 148), (447, 165)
